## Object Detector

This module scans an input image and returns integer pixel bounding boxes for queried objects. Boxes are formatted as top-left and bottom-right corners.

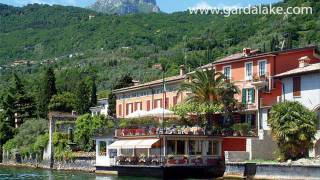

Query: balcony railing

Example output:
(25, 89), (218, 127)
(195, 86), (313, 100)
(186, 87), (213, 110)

(115, 126), (257, 137)
(110, 155), (222, 167)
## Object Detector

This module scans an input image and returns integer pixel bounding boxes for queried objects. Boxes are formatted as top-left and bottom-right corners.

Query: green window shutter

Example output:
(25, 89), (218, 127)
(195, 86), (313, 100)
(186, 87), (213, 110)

(250, 88), (255, 103)
(242, 89), (247, 104)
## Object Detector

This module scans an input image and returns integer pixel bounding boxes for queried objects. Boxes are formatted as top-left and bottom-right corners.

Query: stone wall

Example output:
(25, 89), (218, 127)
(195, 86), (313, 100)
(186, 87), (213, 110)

(247, 130), (278, 160)
(2, 150), (95, 172)
(224, 162), (320, 180)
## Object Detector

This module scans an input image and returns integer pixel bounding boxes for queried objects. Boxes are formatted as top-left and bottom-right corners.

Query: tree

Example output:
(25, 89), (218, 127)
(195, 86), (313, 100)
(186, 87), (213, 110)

(75, 80), (91, 115)
(108, 74), (134, 117)
(108, 92), (117, 117)
(3, 118), (48, 157)
(178, 69), (239, 130)
(269, 101), (318, 161)
(0, 112), (13, 161)
(48, 92), (76, 113)
(1, 73), (36, 127)
(90, 76), (97, 107)
(38, 67), (57, 118)
(74, 114), (114, 151)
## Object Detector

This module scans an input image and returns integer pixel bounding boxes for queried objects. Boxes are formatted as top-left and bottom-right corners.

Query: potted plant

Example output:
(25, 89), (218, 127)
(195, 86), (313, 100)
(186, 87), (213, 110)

(183, 154), (189, 164)
(139, 153), (146, 164)
(233, 123), (249, 136)
(167, 154), (176, 164)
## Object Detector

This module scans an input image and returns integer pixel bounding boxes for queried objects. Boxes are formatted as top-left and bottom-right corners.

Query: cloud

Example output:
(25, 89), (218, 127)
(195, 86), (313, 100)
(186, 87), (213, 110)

(190, 1), (213, 9)
(217, 4), (242, 10)
(12, 0), (79, 6)
(189, 1), (242, 10)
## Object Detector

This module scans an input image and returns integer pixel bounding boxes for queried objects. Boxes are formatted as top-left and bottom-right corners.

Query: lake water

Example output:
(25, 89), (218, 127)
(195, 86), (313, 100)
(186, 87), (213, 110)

(0, 166), (159, 180)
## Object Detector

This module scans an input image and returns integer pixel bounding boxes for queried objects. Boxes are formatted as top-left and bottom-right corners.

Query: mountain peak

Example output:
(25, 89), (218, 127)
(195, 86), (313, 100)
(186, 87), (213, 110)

(90, 0), (160, 15)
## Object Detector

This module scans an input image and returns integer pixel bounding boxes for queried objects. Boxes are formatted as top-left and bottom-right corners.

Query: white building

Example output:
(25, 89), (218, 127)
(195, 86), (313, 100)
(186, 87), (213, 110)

(90, 98), (109, 116)
(275, 57), (320, 157)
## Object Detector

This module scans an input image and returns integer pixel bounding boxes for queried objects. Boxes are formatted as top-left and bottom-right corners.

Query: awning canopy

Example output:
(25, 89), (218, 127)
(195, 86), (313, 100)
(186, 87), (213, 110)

(107, 139), (159, 149)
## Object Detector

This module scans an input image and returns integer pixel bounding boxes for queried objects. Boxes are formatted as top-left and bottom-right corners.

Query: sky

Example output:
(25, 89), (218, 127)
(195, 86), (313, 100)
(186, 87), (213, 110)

(1, 0), (282, 13)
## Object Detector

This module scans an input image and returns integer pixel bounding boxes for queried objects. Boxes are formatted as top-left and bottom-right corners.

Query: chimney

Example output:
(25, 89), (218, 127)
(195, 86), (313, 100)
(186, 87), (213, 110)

(133, 80), (140, 86)
(243, 48), (251, 57)
(180, 65), (186, 75)
(298, 56), (311, 68)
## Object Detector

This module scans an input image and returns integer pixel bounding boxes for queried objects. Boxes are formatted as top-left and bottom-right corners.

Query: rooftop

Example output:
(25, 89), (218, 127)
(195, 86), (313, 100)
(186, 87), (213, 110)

(113, 74), (186, 93)
(275, 63), (320, 78)
(200, 46), (317, 67)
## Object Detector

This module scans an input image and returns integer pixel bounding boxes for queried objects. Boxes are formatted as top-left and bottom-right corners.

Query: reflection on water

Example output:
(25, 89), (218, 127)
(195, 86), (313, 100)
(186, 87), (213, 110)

(0, 166), (160, 180)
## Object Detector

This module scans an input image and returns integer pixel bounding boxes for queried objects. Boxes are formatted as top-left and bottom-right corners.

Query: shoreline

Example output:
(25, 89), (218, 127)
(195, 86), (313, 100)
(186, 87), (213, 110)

(0, 162), (96, 173)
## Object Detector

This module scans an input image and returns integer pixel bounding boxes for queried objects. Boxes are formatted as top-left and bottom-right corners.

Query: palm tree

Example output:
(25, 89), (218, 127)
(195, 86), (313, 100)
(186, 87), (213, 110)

(269, 101), (318, 161)
(178, 69), (239, 131)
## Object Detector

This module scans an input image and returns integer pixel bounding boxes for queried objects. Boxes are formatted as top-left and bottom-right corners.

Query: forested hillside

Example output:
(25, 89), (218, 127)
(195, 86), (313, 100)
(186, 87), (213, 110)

(0, 0), (319, 96)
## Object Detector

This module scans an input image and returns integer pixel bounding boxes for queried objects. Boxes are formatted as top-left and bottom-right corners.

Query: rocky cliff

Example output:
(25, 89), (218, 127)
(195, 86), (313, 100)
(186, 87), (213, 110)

(90, 0), (160, 14)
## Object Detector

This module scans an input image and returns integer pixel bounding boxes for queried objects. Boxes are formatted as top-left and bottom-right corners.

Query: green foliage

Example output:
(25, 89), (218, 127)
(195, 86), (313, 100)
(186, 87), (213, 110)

(171, 101), (222, 118)
(177, 69), (238, 129)
(0, 1), (319, 99)
(233, 123), (250, 136)
(108, 74), (134, 117)
(53, 132), (74, 161)
(3, 118), (48, 156)
(75, 80), (91, 115)
(74, 114), (114, 152)
(37, 67), (57, 118)
(119, 117), (159, 128)
(0, 112), (13, 146)
(48, 92), (76, 112)
(269, 101), (318, 161)
(1, 73), (36, 128)
(33, 133), (49, 155)
(90, 76), (97, 107)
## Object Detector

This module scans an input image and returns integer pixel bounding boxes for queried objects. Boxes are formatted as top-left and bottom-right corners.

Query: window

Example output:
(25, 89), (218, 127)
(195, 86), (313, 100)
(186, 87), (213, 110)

(245, 62), (253, 80)
(207, 141), (219, 156)
(258, 60), (267, 76)
(134, 102), (142, 111)
(189, 140), (202, 155)
(118, 104), (122, 116)
(154, 99), (162, 108)
(293, 76), (301, 97)
(167, 140), (175, 155)
(176, 140), (185, 155)
(242, 88), (255, 104)
(173, 96), (178, 105)
(147, 100), (151, 111)
(223, 66), (231, 80)
(165, 98), (169, 109)
(99, 141), (107, 156)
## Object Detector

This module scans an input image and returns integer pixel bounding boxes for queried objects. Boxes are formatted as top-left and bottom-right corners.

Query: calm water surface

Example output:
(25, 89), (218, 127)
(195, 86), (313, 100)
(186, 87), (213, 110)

(0, 166), (160, 180)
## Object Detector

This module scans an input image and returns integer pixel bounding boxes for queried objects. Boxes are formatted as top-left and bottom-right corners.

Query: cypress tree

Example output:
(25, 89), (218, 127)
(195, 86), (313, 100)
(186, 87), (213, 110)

(75, 80), (90, 115)
(38, 67), (57, 118)
(108, 74), (134, 117)
(90, 77), (97, 107)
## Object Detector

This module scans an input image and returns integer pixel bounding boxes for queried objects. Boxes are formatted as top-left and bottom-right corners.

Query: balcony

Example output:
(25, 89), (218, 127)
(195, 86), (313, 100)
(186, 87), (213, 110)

(115, 125), (257, 138)
(251, 74), (269, 89)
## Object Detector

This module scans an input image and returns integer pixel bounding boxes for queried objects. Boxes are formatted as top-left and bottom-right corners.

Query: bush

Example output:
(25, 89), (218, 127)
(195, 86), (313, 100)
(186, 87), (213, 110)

(269, 101), (318, 161)
(74, 114), (114, 152)
(53, 132), (74, 161)
(3, 119), (48, 156)
(48, 92), (76, 112)
(118, 117), (159, 129)
(233, 123), (250, 136)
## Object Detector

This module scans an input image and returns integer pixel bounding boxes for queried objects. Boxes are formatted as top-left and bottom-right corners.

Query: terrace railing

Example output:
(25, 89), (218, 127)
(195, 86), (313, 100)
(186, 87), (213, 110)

(110, 155), (222, 167)
(115, 126), (258, 137)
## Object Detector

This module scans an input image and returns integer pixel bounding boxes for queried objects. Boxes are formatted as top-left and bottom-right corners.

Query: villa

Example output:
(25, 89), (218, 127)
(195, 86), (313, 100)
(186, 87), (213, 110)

(90, 98), (109, 117)
(94, 46), (320, 178)
(275, 57), (320, 157)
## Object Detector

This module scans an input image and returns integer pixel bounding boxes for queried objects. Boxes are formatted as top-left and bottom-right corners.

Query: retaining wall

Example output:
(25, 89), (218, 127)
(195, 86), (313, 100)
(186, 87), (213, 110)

(224, 162), (320, 180)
